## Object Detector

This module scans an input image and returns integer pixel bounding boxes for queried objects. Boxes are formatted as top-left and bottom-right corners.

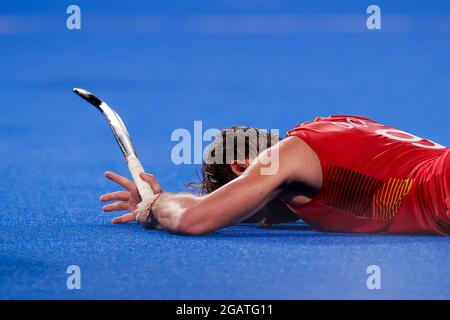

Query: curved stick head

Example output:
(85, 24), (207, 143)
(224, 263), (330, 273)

(73, 88), (137, 157)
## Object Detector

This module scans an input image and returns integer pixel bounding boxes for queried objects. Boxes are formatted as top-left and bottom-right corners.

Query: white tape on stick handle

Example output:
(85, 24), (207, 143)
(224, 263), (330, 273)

(127, 154), (154, 200)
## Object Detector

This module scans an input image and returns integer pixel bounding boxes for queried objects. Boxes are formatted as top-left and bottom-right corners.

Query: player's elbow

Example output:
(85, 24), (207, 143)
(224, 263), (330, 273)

(176, 209), (212, 236)
(176, 221), (209, 236)
(177, 225), (208, 236)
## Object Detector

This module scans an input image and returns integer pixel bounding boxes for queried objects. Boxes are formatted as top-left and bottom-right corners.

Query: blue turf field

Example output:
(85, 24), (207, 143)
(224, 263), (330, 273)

(0, 1), (449, 299)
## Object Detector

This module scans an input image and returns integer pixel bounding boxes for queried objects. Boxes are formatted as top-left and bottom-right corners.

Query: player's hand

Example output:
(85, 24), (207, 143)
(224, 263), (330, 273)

(100, 171), (163, 224)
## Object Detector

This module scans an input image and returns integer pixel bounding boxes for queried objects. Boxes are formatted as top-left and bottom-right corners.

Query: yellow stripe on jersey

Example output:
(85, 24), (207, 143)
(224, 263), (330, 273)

(317, 164), (415, 221)
(372, 178), (414, 220)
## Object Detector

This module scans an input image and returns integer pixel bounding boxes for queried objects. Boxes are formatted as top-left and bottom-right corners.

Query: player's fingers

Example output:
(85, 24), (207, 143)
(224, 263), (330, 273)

(128, 186), (141, 202)
(112, 212), (136, 224)
(140, 172), (164, 193)
(103, 201), (130, 212)
(104, 171), (135, 191)
(100, 191), (130, 202)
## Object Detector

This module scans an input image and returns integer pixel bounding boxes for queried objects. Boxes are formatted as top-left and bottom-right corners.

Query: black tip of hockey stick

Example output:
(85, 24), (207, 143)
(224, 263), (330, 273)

(73, 88), (103, 108)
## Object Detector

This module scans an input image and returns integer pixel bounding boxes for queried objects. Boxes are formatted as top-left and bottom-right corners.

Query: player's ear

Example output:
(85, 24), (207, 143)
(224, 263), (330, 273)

(230, 160), (250, 176)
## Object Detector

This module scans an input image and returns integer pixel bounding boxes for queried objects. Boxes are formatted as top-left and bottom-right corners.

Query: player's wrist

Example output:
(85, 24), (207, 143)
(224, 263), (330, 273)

(136, 193), (163, 227)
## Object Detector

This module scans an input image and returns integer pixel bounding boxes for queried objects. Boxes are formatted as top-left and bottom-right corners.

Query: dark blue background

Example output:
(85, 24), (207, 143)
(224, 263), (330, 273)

(1, 0), (449, 299)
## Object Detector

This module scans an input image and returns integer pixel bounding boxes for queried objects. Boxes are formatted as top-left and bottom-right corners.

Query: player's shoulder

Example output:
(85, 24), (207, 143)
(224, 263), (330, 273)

(276, 136), (322, 187)
(278, 136), (315, 159)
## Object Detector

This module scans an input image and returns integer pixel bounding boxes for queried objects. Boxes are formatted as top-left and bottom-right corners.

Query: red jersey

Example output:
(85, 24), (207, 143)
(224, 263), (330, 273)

(286, 115), (450, 235)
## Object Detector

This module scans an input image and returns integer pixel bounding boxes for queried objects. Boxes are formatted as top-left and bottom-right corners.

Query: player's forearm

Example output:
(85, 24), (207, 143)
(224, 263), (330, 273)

(151, 192), (233, 235)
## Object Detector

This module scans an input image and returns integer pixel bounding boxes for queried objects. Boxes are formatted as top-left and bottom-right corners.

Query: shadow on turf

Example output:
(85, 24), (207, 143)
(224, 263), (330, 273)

(97, 221), (444, 242)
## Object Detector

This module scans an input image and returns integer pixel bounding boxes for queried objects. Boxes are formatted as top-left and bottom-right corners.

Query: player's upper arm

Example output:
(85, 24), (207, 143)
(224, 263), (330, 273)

(177, 136), (315, 235)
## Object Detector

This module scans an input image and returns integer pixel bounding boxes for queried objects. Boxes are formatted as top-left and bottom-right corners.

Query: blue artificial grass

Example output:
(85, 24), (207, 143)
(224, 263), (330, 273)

(1, 0), (449, 299)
